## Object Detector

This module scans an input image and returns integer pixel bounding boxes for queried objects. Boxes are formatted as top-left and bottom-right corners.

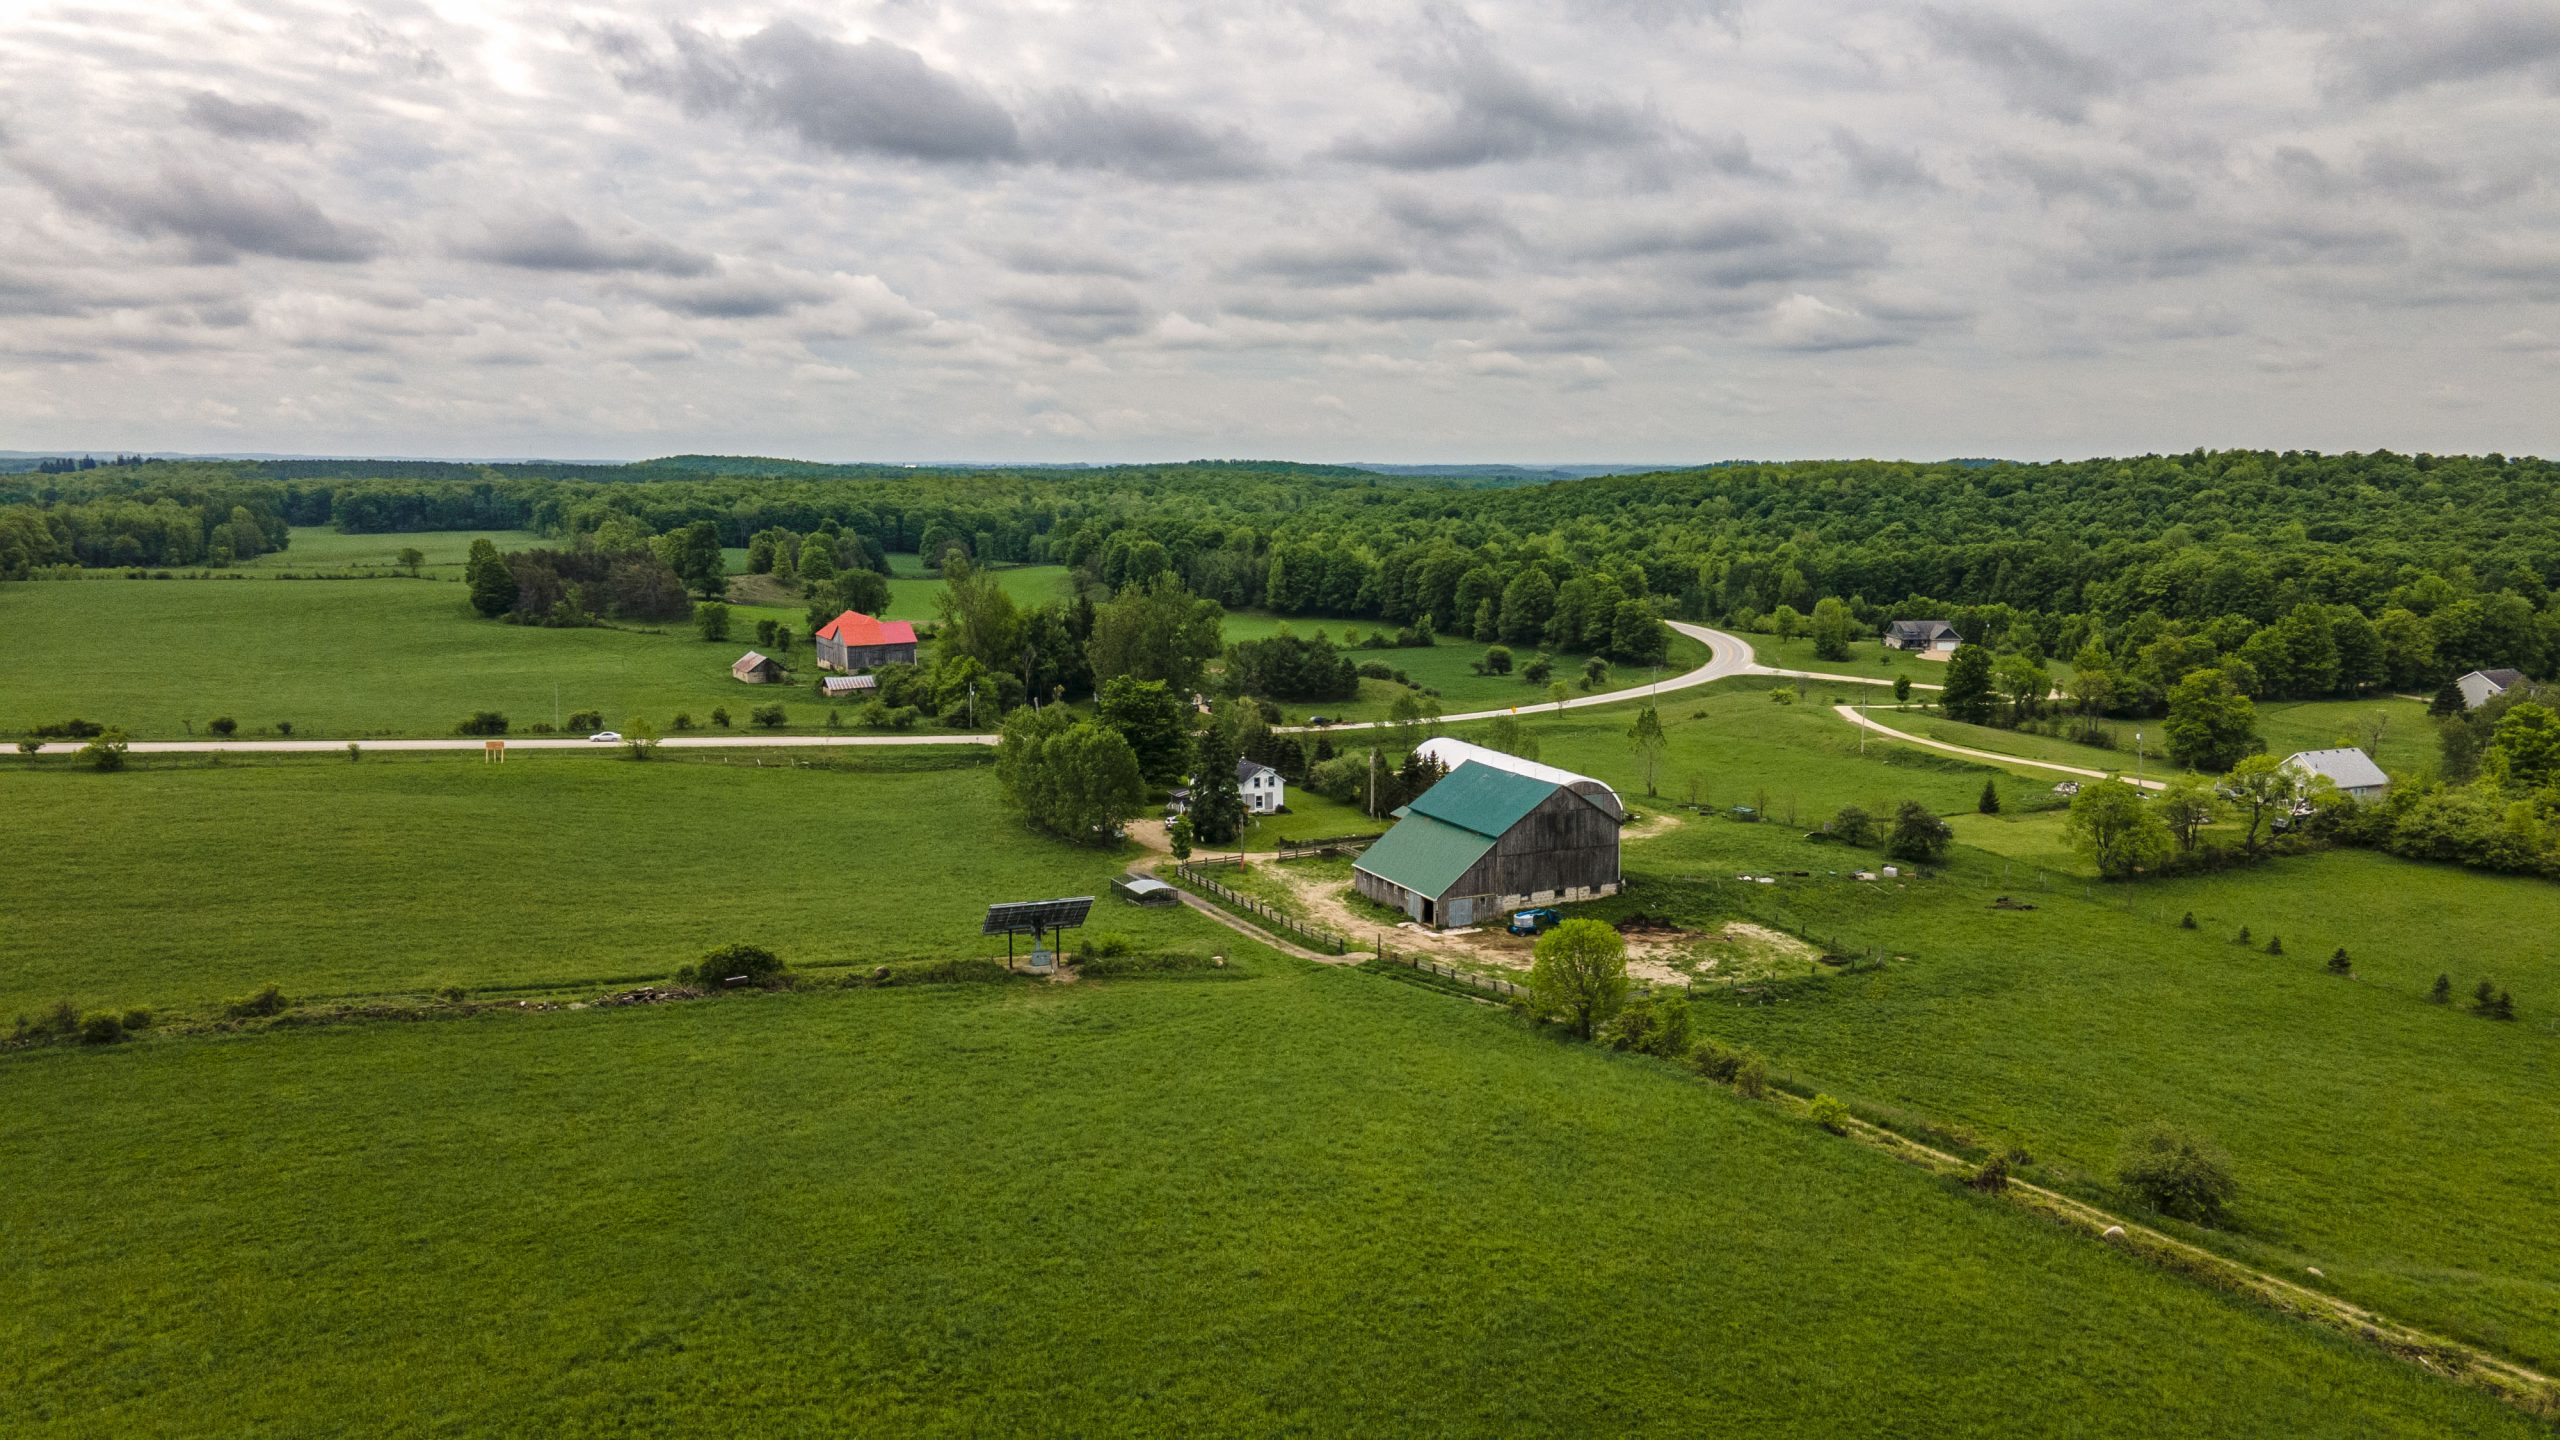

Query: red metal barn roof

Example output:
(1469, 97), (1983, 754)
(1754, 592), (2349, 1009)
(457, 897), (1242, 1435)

(818, 611), (917, 647)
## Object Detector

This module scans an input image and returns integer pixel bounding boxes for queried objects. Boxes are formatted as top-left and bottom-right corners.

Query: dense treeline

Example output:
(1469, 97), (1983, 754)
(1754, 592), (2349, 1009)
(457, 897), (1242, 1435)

(9, 451), (2560, 694)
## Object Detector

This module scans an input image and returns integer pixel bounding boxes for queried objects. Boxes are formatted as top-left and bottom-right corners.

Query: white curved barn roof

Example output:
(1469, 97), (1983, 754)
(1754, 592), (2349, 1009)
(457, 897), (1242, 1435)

(1413, 737), (1625, 819)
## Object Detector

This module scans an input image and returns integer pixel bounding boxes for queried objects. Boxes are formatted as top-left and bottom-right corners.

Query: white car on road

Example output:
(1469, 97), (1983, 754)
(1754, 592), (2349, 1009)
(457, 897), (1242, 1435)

(588, 731), (622, 743)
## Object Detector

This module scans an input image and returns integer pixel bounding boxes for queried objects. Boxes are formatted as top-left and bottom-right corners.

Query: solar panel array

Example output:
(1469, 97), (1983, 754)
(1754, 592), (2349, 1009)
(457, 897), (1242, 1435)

(982, 896), (1096, 935)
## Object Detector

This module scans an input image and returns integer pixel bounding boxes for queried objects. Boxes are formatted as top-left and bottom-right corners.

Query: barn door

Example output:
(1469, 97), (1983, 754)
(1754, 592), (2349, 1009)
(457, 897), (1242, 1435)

(1445, 897), (1474, 928)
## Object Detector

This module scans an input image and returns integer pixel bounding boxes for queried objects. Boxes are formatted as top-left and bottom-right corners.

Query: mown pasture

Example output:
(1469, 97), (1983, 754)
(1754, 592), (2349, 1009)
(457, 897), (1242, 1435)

(0, 750), (1241, 1017)
(1, 962), (2532, 1437)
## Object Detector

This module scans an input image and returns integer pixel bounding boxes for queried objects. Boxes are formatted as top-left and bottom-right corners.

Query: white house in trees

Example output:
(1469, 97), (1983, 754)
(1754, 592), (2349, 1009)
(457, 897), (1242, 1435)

(1238, 759), (1285, 815)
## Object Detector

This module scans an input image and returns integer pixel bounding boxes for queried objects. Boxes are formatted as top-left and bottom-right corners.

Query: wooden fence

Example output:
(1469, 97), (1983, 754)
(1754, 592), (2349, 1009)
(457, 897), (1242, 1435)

(1172, 860), (1347, 955)
(1275, 833), (1384, 861)
(1373, 943), (1526, 1000)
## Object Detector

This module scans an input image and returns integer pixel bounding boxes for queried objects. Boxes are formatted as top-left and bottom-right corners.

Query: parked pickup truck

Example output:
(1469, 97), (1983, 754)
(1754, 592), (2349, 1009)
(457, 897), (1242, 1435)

(1507, 907), (1563, 937)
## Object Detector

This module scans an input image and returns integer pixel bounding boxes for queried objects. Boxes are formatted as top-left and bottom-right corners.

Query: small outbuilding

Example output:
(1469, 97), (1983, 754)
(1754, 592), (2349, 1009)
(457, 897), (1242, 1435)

(821, 674), (877, 699)
(1883, 619), (1961, 652)
(2282, 747), (2390, 803)
(2456, 668), (2529, 710)
(1354, 761), (1622, 929)
(1112, 874), (1180, 907)
(731, 650), (785, 684)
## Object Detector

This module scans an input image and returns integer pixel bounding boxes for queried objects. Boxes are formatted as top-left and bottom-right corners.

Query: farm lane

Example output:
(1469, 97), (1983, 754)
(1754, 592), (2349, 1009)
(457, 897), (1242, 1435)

(1833, 705), (2166, 790)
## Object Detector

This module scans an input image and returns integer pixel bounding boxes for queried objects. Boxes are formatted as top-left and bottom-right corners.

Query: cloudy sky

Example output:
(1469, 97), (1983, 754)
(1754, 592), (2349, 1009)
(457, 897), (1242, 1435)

(3, 1), (2557, 462)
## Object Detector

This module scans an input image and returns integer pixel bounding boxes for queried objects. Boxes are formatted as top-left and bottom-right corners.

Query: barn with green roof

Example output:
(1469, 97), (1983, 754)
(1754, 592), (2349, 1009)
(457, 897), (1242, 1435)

(1353, 761), (1624, 929)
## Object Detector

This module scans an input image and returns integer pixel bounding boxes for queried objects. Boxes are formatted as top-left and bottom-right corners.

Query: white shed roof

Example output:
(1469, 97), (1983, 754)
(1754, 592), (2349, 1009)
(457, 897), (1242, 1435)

(2283, 748), (2389, 791)
(1413, 736), (1624, 819)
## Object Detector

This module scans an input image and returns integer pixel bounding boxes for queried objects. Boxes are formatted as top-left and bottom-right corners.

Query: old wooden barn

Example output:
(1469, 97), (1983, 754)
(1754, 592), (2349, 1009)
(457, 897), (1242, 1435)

(1353, 761), (1622, 929)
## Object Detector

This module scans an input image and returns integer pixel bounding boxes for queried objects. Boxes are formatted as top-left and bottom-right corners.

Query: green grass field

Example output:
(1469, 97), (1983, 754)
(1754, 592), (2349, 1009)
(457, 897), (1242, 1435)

(1222, 612), (1708, 725)
(1871, 695), (2434, 781)
(0, 751), (1245, 1016)
(1747, 632), (1933, 681)
(0, 575), (840, 739)
(2, 963), (2532, 1437)
(239, 528), (547, 575)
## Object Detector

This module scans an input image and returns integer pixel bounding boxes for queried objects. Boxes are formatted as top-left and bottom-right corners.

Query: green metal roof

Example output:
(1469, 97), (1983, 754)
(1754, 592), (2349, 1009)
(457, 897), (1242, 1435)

(1354, 812), (1497, 901)
(1407, 762), (1559, 837)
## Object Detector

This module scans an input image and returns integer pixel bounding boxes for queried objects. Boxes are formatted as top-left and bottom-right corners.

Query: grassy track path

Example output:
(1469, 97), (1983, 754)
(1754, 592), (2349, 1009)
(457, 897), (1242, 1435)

(1834, 704), (2165, 790)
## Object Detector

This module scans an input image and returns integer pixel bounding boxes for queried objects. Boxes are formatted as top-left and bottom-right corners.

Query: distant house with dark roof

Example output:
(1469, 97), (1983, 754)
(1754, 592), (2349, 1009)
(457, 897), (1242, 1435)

(1883, 619), (1961, 652)
(815, 610), (917, 672)
(2456, 668), (2530, 710)
(2282, 748), (2390, 803)
(730, 651), (784, 684)
(1238, 758), (1285, 815)
(1353, 761), (1621, 929)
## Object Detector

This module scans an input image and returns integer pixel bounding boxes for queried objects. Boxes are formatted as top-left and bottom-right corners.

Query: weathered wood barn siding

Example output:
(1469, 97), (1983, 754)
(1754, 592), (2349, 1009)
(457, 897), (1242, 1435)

(1449, 789), (1621, 907)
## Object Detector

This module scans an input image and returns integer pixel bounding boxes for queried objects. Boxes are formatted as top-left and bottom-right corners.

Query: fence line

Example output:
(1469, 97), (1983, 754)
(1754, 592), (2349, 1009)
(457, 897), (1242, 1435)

(1172, 862), (1347, 955)
(1276, 833), (1383, 861)
(1373, 943), (1525, 999)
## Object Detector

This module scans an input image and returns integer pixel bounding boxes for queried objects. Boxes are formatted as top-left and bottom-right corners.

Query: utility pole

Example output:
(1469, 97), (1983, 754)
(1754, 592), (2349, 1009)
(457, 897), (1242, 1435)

(2134, 729), (2144, 786)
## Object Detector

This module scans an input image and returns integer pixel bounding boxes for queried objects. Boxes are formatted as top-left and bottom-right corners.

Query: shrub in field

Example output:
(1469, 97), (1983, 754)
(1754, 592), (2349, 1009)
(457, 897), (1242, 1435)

(1601, 992), (1691, 1058)
(346, 742), (361, 761)
(681, 943), (786, 989)
(1733, 1052), (1769, 1099)
(81, 730), (131, 771)
(1978, 778), (2001, 814)
(2116, 1122), (2237, 1224)
(1831, 804), (1876, 846)
(2234, 925), (2251, 946)
(710, 707), (732, 728)
(275, 722), (293, 737)
(208, 716), (238, 737)
(672, 713), (696, 731)
(1081, 932), (1134, 959)
(120, 1007), (152, 1030)
(77, 1011), (126, 1045)
(2429, 973), (2452, 1004)
(566, 710), (603, 732)
(2471, 982), (2515, 1020)
(2179, 911), (2197, 929)
(1689, 1040), (1742, 1082)
(2327, 948), (2352, 976)
(455, 711), (509, 736)
(29, 719), (105, 739)
(1807, 1093), (1852, 1135)
(1887, 801), (1952, 864)
(2265, 934), (2284, 956)
(13, 739), (37, 755)
(1970, 1153), (2011, 1192)
(223, 985), (290, 1019)
(1768, 685), (1797, 706)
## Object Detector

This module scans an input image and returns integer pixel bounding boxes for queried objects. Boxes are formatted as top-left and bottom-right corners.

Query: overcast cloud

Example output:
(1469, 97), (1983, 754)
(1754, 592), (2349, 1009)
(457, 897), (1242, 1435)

(0, 1), (2554, 461)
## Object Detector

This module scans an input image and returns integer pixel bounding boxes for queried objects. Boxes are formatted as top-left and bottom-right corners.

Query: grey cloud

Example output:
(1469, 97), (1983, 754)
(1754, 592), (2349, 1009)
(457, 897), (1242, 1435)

(457, 209), (712, 277)
(597, 21), (1022, 163)
(1379, 190), (1522, 245)
(1230, 240), (1410, 288)
(1583, 212), (1887, 286)
(1830, 127), (1939, 192)
(1227, 276), (1511, 324)
(17, 159), (379, 263)
(183, 92), (323, 144)
(998, 280), (1155, 342)
(1990, 150), (2196, 210)
(1026, 92), (1268, 180)
(1331, 29), (1674, 170)
(1919, 8), (2119, 123)
(2327, 4), (2560, 100)
(644, 270), (840, 320)
(993, 240), (1147, 280)
(345, 14), (449, 81)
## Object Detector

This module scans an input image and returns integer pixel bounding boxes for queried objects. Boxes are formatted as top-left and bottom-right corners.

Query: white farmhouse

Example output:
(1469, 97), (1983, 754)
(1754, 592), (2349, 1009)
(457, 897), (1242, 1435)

(1238, 759), (1286, 815)
(2456, 668), (2529, 710)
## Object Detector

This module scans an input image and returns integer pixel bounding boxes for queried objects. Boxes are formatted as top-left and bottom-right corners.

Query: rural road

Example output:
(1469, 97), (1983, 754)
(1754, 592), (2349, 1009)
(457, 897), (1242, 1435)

(1834, 705), (2164, 790)
(9, 622), (1908, 755)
